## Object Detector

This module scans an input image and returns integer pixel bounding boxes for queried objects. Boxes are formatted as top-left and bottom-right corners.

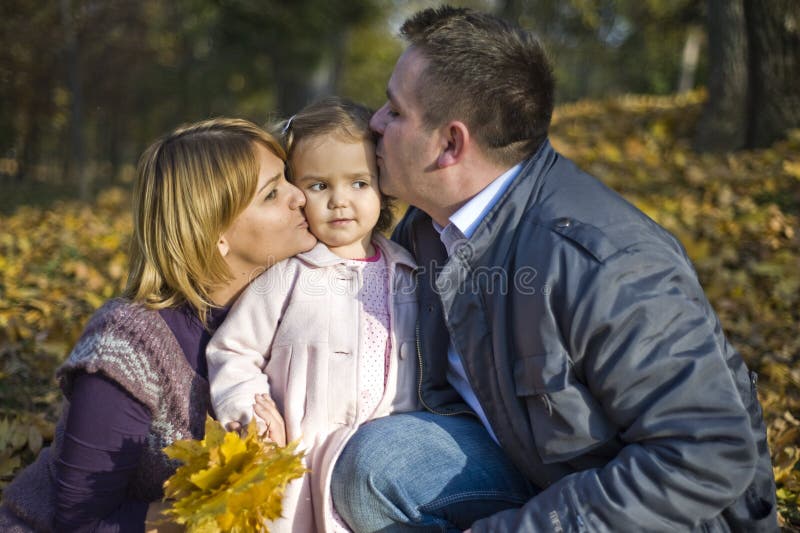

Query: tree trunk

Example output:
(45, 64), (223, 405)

(694, 0), (748, 152)
(306, 32), (343, 103)
(108, 117), (121, 184)
(678, 25), (705, 93)
(15, 67), (53, 182)
(744, 0), (800, 148)
(273, 62), (316, 117)
(16, 117), (41, 182)
(61, 0), (87, 198)
(327, 29), (347, 97)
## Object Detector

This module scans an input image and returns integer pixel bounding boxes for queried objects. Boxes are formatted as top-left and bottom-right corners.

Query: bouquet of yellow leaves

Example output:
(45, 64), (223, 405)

(158, 415), (306, 532)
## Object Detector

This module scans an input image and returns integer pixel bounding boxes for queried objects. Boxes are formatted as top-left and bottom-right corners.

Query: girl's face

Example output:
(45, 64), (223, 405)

(220, 143), (317, 276)
(291, 135), (382, 259)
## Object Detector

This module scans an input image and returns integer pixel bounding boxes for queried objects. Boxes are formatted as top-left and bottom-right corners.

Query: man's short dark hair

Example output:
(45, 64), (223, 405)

(401, 6), (554, 166)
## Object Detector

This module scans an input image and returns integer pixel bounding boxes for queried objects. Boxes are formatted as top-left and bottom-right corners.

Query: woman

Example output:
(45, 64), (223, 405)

(0, 118), (316, 532)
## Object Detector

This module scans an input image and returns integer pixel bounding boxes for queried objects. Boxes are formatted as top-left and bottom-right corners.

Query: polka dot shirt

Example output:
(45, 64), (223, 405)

(344, 243), (391, 423)
(332, 243), (392, 532)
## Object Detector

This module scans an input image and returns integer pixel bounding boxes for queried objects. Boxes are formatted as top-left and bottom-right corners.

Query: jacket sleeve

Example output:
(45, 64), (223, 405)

(474, 245), (758, 532)
(207, 261), (294, 430)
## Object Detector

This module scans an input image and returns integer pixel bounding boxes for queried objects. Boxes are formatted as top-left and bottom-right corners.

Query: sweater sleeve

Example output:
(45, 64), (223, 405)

(207, 261), (295, 430)
(55, 372), (151, 533)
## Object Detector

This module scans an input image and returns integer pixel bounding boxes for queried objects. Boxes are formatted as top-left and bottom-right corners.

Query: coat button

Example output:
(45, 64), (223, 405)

(555, 217), (572, 228)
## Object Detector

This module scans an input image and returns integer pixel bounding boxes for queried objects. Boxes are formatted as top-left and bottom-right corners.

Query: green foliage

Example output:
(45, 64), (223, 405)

(339, 22), (403, 109)
(509, 0), (705, 100)
(0, 0), (393, 191)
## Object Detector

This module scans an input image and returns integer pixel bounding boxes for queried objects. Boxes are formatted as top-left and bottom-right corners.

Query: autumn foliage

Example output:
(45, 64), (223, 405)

(1, 91), (798, 526)
(160, 416), (306, 532)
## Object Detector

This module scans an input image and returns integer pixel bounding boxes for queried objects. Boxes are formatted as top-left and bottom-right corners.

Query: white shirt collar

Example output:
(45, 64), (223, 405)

(433, 162), (523, 255)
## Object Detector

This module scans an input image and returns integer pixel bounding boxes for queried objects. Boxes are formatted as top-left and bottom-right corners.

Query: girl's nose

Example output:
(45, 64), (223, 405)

(328, 189), (348, 209)
(370, 104), (388, 135)
(287, 182), (306, 209)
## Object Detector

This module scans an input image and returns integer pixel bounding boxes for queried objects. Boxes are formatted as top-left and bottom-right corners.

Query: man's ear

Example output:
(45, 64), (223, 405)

(217, 235), (230, 257)
(436, 121), (469, 168)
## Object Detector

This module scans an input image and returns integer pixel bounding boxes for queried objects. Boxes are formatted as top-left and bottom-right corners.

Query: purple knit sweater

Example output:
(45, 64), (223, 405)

(0, 299), (220, 532)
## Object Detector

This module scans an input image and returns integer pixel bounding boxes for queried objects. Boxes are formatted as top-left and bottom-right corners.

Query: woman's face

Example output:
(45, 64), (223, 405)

(219, 143), (316, 278)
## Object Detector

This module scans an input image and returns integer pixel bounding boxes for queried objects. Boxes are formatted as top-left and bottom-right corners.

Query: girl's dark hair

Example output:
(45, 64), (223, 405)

(279, 96), (394, 233)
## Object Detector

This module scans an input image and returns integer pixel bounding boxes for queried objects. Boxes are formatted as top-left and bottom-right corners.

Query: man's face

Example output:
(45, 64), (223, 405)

(370, 47), (442, 209)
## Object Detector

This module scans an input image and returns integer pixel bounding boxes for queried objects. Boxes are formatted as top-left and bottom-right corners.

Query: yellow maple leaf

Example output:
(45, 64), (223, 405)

(159, 415), (306, 532)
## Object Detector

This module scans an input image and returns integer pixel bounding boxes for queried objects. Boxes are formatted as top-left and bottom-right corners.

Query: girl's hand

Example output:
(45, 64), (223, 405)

(253, 393), (287, 446)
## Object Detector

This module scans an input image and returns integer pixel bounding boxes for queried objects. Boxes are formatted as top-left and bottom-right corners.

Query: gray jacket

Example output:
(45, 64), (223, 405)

(393, 140), (777, 532)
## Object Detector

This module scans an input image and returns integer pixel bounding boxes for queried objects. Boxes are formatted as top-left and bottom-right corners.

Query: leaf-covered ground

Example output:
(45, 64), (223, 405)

(1, 91), (798, 527)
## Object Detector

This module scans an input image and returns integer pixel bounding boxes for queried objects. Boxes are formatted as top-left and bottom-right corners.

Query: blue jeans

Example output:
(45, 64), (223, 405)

(331, 411), (537, 532)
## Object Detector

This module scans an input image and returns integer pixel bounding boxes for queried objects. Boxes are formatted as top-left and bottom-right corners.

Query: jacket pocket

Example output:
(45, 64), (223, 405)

(514, 351), (618, 464)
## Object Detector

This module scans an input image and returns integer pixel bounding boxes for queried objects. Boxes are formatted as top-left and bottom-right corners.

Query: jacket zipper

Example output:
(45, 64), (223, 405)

(409, 214), (472, 418)
(415, 319), (472, 417)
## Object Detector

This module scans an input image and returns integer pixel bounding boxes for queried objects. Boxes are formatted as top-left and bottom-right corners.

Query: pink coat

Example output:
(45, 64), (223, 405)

(207, 233), (420, 532)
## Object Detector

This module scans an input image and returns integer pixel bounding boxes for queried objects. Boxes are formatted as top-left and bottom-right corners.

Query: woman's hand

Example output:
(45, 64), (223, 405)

(145, 500), (183, 533)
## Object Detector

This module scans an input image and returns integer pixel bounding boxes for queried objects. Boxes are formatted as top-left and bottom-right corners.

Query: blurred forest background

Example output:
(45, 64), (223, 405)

(1, 0), (799, 528)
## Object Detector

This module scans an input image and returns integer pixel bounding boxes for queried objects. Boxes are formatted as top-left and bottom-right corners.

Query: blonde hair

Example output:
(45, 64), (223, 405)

(280, 96), (394, 233)
(123, 117), (286, 324)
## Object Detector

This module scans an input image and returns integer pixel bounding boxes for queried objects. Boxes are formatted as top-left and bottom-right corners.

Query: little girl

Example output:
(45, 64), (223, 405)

(206, 97), (419, 532)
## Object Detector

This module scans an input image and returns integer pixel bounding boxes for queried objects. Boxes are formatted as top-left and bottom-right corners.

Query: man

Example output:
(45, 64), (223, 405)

(331, 6), (777, 532)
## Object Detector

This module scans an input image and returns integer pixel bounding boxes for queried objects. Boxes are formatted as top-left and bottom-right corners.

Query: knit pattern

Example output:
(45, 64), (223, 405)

(1, 299), (210, 531)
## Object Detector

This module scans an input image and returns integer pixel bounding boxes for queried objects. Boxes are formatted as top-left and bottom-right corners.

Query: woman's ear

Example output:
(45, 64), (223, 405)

(217, 235), (230, 257)
(436, 121), (469, 168)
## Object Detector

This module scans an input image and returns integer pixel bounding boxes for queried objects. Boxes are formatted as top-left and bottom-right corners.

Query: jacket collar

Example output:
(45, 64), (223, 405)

(295, 232), (417, 270)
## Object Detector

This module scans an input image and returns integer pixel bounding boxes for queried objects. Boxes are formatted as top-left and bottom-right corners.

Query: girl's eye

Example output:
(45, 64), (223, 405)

(309, 182), (326, 191)
(353, 180), (369, 189)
